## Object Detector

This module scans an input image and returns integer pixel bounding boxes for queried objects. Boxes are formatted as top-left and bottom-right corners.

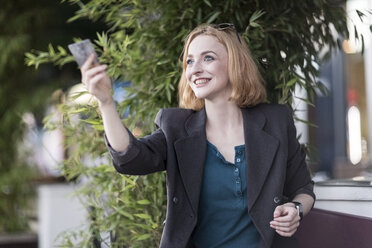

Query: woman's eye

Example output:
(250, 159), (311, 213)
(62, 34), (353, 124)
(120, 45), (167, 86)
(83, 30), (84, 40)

(204, 55), (214, 61)
(186, 59), (193, 65)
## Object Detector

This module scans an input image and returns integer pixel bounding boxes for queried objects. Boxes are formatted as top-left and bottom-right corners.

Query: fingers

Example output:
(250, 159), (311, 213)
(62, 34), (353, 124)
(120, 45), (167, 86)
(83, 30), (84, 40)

(80, 54), (97, 72)
(85, 64), (108, 81)
(273, 205), (285, 218)
(273, 223), (300, 237)
(270, 204), (300, 237)
(86, 70), (105, 89)
(82, 64), (108, 86)
(270, 221), (299, 237)
(78, 54), (112, 105)
(270, 216), (300, 229)
(273, 203), (298, 219)
(81, 54), (104, 86)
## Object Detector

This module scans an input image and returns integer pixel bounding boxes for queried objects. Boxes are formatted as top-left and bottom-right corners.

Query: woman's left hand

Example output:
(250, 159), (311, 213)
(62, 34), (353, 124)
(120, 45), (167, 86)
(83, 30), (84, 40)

(270, 202), (300, 237)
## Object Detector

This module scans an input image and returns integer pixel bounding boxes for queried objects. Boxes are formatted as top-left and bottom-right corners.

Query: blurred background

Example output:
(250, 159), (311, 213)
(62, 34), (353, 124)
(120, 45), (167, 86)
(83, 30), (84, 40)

(306, 0), (372, 180)
(0, 0), (107, 246)
(1, 0), (372, 247)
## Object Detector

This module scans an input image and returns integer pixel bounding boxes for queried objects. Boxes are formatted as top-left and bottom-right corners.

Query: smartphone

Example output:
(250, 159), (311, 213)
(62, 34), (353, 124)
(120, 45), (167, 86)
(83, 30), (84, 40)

(68, 39), (99, 67)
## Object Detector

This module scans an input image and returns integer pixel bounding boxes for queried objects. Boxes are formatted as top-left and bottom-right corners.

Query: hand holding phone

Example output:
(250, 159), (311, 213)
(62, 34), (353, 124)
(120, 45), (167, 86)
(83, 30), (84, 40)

(68, 39), (99, 67)
(72, 39), (112, 105)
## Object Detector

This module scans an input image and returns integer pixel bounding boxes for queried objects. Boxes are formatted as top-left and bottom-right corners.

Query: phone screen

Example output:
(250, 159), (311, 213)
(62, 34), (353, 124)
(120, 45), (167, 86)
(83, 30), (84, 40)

(68, 39), (99, 67)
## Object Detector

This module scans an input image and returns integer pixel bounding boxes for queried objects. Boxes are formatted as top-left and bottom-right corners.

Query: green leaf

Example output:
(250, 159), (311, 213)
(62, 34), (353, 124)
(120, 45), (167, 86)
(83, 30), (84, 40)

(354, 25), (359, 40)
(249, 10), (265, 23)
(286, 77), (298, 87)
(135, 234), (152, 241)
(48, 43), (55, 55)
(356, 10), (365, 22)
(249, 22), (260, 28)
(207, 11), (221, 24)
(67, 107), (89, 114)
(137, 199), (151, 205)
(197, 8), (202, 23)
(134, 213), (151, 220)
(203, 0), (212, 8)
(81, 119), (102, 125)
(115, 208), (135, 220)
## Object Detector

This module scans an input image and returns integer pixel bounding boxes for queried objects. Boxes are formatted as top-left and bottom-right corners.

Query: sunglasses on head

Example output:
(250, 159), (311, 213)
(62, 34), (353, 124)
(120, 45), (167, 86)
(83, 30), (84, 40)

(211, 23), (241, 43)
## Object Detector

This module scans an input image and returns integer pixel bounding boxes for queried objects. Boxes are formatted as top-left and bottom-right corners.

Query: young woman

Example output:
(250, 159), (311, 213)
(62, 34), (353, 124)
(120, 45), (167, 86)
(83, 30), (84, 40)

(81, 23), (315, 248)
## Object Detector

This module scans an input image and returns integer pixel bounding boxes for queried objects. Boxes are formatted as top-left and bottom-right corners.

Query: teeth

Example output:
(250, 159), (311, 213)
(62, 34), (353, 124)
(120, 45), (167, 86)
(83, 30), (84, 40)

(195, 79), (209, 85)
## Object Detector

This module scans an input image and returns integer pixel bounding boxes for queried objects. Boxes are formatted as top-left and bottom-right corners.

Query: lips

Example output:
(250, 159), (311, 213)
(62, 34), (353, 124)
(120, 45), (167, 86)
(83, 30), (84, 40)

(194, 78), (210, 85)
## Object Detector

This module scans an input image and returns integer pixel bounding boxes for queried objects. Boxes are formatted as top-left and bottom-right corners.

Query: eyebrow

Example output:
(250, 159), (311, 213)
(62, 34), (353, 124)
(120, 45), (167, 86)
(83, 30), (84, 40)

(187, 50), (217, 58)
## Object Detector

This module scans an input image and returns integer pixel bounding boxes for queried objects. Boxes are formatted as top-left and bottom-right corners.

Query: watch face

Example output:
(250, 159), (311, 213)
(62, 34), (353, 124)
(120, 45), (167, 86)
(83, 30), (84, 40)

(295, 205), (300, 213)
(292, 201), (303, 220)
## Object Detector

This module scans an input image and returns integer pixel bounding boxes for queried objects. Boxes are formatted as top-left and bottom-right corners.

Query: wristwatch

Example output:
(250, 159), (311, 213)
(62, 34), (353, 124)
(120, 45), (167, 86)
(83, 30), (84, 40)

(292, 201), (303, 220)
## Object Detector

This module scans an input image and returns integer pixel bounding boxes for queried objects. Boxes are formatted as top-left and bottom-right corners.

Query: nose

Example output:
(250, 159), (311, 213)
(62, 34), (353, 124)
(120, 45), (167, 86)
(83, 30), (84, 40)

(189, 60), (203, 76)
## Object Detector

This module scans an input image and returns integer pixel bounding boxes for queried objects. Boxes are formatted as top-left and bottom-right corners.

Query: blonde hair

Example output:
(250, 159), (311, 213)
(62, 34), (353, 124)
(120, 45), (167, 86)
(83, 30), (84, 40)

(178, 24), (267, 110)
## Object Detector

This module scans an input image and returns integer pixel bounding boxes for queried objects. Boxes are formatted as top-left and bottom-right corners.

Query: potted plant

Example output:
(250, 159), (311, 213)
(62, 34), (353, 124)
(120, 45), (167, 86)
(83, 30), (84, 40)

(26, 0), (368, 247)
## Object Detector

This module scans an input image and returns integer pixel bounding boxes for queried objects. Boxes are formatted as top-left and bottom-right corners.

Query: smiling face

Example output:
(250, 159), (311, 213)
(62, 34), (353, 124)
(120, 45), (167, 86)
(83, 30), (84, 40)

(185, 35), (230, 102)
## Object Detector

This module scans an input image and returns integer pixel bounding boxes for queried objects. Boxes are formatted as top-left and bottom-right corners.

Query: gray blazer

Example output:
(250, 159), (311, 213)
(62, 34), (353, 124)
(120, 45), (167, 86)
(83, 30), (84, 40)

(107, 103), (315, 248)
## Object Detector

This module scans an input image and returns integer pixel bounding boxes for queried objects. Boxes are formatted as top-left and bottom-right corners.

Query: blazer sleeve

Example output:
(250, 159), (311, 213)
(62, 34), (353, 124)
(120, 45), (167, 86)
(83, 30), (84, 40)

(105, 109), (167, 175)
(283, 106), (316, 201)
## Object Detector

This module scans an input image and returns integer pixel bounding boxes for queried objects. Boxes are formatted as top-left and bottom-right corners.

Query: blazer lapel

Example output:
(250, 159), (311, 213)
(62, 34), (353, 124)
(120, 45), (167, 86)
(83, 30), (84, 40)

(173, 107), (279, 214)
(174, 108), (207, 216)
(242, 107), (279, 210)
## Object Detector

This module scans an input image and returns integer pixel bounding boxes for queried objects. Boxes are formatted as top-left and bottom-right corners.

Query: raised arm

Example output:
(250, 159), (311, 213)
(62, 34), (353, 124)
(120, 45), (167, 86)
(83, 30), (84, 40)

(80, 54), (130, 152)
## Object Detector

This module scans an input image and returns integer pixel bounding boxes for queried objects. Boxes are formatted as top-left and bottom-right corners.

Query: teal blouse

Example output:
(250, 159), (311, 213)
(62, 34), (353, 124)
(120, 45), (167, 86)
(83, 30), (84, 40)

(191, 141), (260, 248)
